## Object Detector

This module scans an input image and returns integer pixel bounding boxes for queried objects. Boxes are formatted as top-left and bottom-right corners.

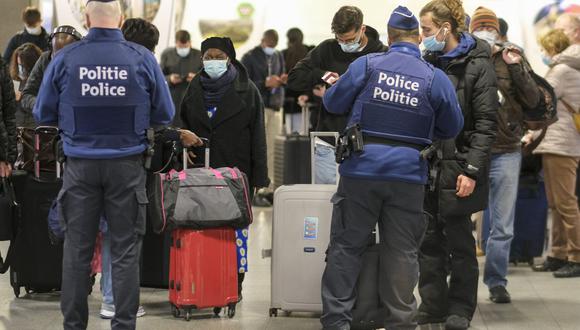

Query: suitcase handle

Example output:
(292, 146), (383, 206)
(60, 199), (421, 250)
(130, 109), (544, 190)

(309, 132), (339, 185)
(182, 138), (210, 170)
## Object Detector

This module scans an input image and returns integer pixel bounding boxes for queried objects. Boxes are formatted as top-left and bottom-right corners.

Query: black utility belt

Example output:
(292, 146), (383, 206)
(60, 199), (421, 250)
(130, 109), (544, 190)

(363, 135), (425, 152)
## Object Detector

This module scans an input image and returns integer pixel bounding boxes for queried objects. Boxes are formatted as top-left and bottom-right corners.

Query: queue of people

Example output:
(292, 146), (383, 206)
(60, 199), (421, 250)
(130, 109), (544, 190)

(0, 1), (578, 330)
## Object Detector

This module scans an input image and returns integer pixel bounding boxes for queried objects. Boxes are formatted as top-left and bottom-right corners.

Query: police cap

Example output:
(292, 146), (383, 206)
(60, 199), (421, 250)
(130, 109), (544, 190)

(388, 6), (419, 30)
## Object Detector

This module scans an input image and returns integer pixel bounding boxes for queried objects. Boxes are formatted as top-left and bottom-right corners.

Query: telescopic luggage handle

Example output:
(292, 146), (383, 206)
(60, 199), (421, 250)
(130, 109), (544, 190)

(182, 138), (210, 170)
(34, 126), (61, 180)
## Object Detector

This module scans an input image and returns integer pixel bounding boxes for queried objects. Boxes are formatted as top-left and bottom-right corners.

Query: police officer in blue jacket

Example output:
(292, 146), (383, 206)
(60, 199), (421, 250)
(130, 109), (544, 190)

(320, 7), (464, 330)
(33, 1), (176, 329)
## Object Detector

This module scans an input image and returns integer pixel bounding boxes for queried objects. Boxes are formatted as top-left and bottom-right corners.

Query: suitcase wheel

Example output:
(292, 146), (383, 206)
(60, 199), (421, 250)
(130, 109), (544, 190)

(227, 304), (236, 318)
(213, 307), (222, 316)
(171, 304), (180, 318)
(269, 308), (278, 317)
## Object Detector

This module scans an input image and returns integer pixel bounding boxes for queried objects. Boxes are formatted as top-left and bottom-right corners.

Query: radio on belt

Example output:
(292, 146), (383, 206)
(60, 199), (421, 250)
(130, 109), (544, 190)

(79, 65), (129, 96)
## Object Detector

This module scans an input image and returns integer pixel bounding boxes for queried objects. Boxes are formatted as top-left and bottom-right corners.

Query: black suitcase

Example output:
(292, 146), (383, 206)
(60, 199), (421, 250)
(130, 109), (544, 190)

(140, 220), (171, 289)
(273, 105), (312, 189)
(6, 172), (63, 297)
(351, 244), (384, 330)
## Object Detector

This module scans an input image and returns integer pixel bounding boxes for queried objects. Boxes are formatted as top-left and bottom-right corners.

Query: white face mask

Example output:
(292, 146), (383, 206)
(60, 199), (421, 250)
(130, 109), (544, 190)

(26, 25), (42, 36)
(473, 30), (498, 47)
(176, 47), (191, 58)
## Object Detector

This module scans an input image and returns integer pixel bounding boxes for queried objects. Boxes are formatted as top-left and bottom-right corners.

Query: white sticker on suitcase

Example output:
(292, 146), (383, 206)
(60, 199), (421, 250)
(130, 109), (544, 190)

(303, 217), (319, 240)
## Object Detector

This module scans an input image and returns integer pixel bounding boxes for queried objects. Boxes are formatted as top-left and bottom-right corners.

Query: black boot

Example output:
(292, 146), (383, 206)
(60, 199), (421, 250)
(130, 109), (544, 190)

(238, 272), (245, 302)
(553, 262), (580, 278)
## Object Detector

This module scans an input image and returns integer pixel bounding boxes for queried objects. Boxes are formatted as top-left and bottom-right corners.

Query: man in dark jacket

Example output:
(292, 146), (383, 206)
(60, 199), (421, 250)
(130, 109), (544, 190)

(241, 29), (285, 206)
(160, 30), (202, 126)
(417, 2), (498, 329)
(20, 25), (82, 123)
(287, 6), (387, 184)
(4, 7), (49, 62)
(0, 55), (17, 177)
(470, 7), (540, 304)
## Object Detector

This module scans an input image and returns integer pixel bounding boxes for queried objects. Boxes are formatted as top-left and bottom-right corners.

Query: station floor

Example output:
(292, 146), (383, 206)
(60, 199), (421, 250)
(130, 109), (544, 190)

(1, 207), (579, 330)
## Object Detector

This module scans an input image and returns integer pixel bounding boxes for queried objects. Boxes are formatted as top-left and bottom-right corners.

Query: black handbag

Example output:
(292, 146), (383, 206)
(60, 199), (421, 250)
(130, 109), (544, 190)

(0, 177), (18, 241)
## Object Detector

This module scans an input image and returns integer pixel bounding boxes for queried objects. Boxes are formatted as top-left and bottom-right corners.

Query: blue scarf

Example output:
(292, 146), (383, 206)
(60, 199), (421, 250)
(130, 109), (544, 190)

(200, 64), (238, 110)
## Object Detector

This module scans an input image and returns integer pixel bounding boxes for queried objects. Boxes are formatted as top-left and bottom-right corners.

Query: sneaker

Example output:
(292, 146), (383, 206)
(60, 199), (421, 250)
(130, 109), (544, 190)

(137, 305), (146, 318)
(489, 286), (511, 304)
(100, 303), (146, 319)
(533, 257), (567, 272)
(252, 195), (272, 207)
(100, 303), (115, 319)
(445, 315), (470, 330)
(553, 262), (580, 278)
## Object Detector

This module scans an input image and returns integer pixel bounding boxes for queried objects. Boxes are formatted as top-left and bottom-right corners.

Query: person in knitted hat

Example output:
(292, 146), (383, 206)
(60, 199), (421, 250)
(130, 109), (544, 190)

(319, 5), (463, 330)
(470, 6), (501, 47)
(471, 6), (542, 307)
(179, 36), (268, 302)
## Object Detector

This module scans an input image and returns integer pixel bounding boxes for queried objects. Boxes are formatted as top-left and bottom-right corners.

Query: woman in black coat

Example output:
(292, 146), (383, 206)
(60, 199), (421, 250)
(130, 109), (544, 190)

(0, 55), (17, 178)
(179, 37), (269, 299)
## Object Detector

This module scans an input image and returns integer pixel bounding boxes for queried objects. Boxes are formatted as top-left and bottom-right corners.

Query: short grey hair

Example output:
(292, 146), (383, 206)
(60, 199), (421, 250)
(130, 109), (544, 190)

(85, 0), (122, 25)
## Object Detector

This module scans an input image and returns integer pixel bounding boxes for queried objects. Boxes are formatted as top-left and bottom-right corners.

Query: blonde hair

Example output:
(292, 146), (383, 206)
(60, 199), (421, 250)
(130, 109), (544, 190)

(420, 0), (466, 38)
(540, 29), (571, 55)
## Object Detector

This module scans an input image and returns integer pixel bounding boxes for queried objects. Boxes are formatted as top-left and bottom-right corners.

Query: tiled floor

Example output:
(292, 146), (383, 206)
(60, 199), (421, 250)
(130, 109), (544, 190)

(1, 207), (579, 330)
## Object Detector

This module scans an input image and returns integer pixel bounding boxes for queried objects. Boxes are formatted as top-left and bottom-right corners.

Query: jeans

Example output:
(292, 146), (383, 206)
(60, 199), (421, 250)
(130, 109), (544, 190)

(314, 142), (337, 185)
(285, 113), (304, 134)
(101, 230), (114, 305)
(484, 151), (522, 289)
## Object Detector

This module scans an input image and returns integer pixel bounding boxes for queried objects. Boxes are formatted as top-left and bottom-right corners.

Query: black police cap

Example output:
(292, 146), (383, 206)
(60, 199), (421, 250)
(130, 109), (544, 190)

(51, 25), (83, 41)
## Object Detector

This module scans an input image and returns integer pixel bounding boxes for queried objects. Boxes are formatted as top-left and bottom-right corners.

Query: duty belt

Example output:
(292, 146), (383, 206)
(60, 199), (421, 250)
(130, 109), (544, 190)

(363, 135), (425, 152)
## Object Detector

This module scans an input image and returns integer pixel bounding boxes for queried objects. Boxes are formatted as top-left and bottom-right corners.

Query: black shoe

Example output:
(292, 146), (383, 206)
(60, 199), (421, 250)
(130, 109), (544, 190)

(445, 315), (470, 330)
(416, 311), (447, 325)
(252, 195), (272, 207)
(263, 191), (274, 204)
(533, 257), (567, 272)
(489, 286), (511, 304)
(553, 262), (580, 278)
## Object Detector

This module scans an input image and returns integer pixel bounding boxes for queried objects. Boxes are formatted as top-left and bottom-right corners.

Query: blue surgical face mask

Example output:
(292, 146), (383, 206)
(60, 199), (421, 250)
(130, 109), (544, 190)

(541, 54), (554, 66)
(263, 47), (276, 56)
(203, 60), (228, 79)
(473, 30), (498, 47)
(339, 31), (363, 53)
(422, 27), (447, 52)
(176, 47), (191, 58)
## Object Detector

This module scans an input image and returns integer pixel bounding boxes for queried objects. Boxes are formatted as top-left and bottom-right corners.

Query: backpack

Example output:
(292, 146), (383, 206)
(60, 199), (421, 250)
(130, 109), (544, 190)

(521, 60), (558, 130)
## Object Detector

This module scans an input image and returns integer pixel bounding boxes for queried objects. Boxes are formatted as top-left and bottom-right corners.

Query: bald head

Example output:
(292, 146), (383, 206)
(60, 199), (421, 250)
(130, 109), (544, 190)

(85, 0), (123, 29)
(555, 13), (580, 44)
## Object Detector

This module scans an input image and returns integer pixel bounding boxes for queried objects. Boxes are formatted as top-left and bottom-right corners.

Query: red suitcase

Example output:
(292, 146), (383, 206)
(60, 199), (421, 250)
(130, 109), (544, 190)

(168, 227), (238, 321)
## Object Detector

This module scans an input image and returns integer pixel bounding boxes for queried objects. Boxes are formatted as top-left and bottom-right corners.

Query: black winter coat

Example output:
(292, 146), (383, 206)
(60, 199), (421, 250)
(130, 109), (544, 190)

(180, 60), (269, 190)
(287, 26), (387, 139)
(425, 36), (499, 216)
(3, 28), (50, 62)
(20, 50), (51, 122)
(0, 56), (17, 163)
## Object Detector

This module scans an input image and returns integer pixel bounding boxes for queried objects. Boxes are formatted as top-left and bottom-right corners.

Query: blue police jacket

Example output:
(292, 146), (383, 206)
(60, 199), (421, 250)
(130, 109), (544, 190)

(323, 42), (464, 184)
(33, 28), (174, 159)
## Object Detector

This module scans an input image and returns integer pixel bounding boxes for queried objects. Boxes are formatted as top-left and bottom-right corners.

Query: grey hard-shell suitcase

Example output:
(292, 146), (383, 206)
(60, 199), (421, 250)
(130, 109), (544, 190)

(269, 132), (338, 316)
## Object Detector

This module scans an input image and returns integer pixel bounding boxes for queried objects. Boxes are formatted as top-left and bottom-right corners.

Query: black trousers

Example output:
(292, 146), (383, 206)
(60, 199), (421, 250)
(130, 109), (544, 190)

(321, 176), (426, 330)
(418, 195), (479, 321)
(59, 156), (147, 330)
